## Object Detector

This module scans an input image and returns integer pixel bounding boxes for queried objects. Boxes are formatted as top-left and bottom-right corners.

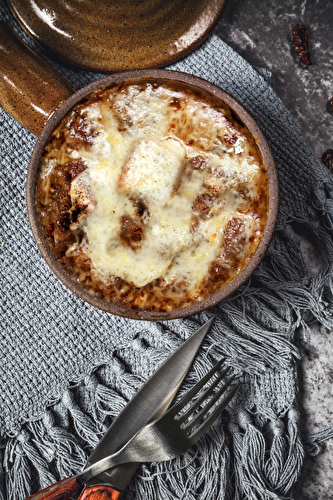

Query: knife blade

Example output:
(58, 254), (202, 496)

(80, 317), (214, 499)
(26, 318), (214, 500)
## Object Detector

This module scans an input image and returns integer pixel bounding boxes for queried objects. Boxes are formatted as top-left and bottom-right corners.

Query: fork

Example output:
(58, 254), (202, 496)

(26, 359), (238, 500)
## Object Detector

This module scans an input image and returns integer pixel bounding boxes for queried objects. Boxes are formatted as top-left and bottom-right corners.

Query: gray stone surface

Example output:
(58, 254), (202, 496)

(214, 0), (333, 159)
(214, 1), (333, 498)
(294, 326), (333, 499)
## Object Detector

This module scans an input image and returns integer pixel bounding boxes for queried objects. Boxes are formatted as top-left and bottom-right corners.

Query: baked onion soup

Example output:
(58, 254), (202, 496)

(36, 78), (269, 312)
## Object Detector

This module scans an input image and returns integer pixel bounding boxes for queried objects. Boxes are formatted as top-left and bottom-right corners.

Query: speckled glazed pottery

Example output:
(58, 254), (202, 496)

(7, 0), (227, 73)
(0, 22), (279, 320)
(0, 21), (73, 136)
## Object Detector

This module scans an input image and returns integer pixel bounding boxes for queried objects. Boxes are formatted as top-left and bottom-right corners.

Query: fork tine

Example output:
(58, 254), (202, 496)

(167, 359), (225, 418)
(188, 383), (239, 441)
(72, 362), (239, 482)
(183, 374), (236, 432)
(177, 367), (231, 426)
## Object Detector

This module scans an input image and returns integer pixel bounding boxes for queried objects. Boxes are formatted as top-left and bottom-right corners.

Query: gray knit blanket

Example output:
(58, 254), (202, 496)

(1, 2), (333, 498)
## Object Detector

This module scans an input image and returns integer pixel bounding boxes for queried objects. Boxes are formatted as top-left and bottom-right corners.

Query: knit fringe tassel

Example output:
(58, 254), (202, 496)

(229, 409), (304, 500)
(0, 373), (304, 500)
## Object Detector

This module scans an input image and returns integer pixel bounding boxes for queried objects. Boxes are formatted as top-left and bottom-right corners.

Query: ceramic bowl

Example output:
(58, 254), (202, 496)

(25, 69), (279, 320)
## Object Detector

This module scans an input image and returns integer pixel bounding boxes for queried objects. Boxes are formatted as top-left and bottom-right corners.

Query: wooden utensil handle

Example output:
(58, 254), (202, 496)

(0, 21), (74, 136)
(78, 485), (123, 500)
(25, 476), (81, 500)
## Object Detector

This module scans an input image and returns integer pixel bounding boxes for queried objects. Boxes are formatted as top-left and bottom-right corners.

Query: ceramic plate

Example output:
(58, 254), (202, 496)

(7, 0), (227, 73)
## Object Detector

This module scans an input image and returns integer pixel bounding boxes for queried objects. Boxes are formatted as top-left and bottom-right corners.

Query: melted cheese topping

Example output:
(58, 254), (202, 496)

(37, 78), (269, 312)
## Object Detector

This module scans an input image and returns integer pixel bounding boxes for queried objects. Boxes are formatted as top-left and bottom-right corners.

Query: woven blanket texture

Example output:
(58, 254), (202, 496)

(2, 2), (333, 499)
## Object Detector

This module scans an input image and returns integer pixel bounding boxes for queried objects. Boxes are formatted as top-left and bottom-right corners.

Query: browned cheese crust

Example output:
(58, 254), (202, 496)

(36, 78), (269, 312)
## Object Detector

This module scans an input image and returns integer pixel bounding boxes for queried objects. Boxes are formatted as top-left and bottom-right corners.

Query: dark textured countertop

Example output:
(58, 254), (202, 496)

(214, 0), (333, 159)
(214, 2), (333, 499)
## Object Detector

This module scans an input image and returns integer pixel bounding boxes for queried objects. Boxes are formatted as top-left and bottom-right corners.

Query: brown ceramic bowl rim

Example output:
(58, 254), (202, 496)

(26, 69), (279, 321)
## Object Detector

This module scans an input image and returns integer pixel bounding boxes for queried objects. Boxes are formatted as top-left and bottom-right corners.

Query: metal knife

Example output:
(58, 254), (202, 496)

(26, 317), (214, 500)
